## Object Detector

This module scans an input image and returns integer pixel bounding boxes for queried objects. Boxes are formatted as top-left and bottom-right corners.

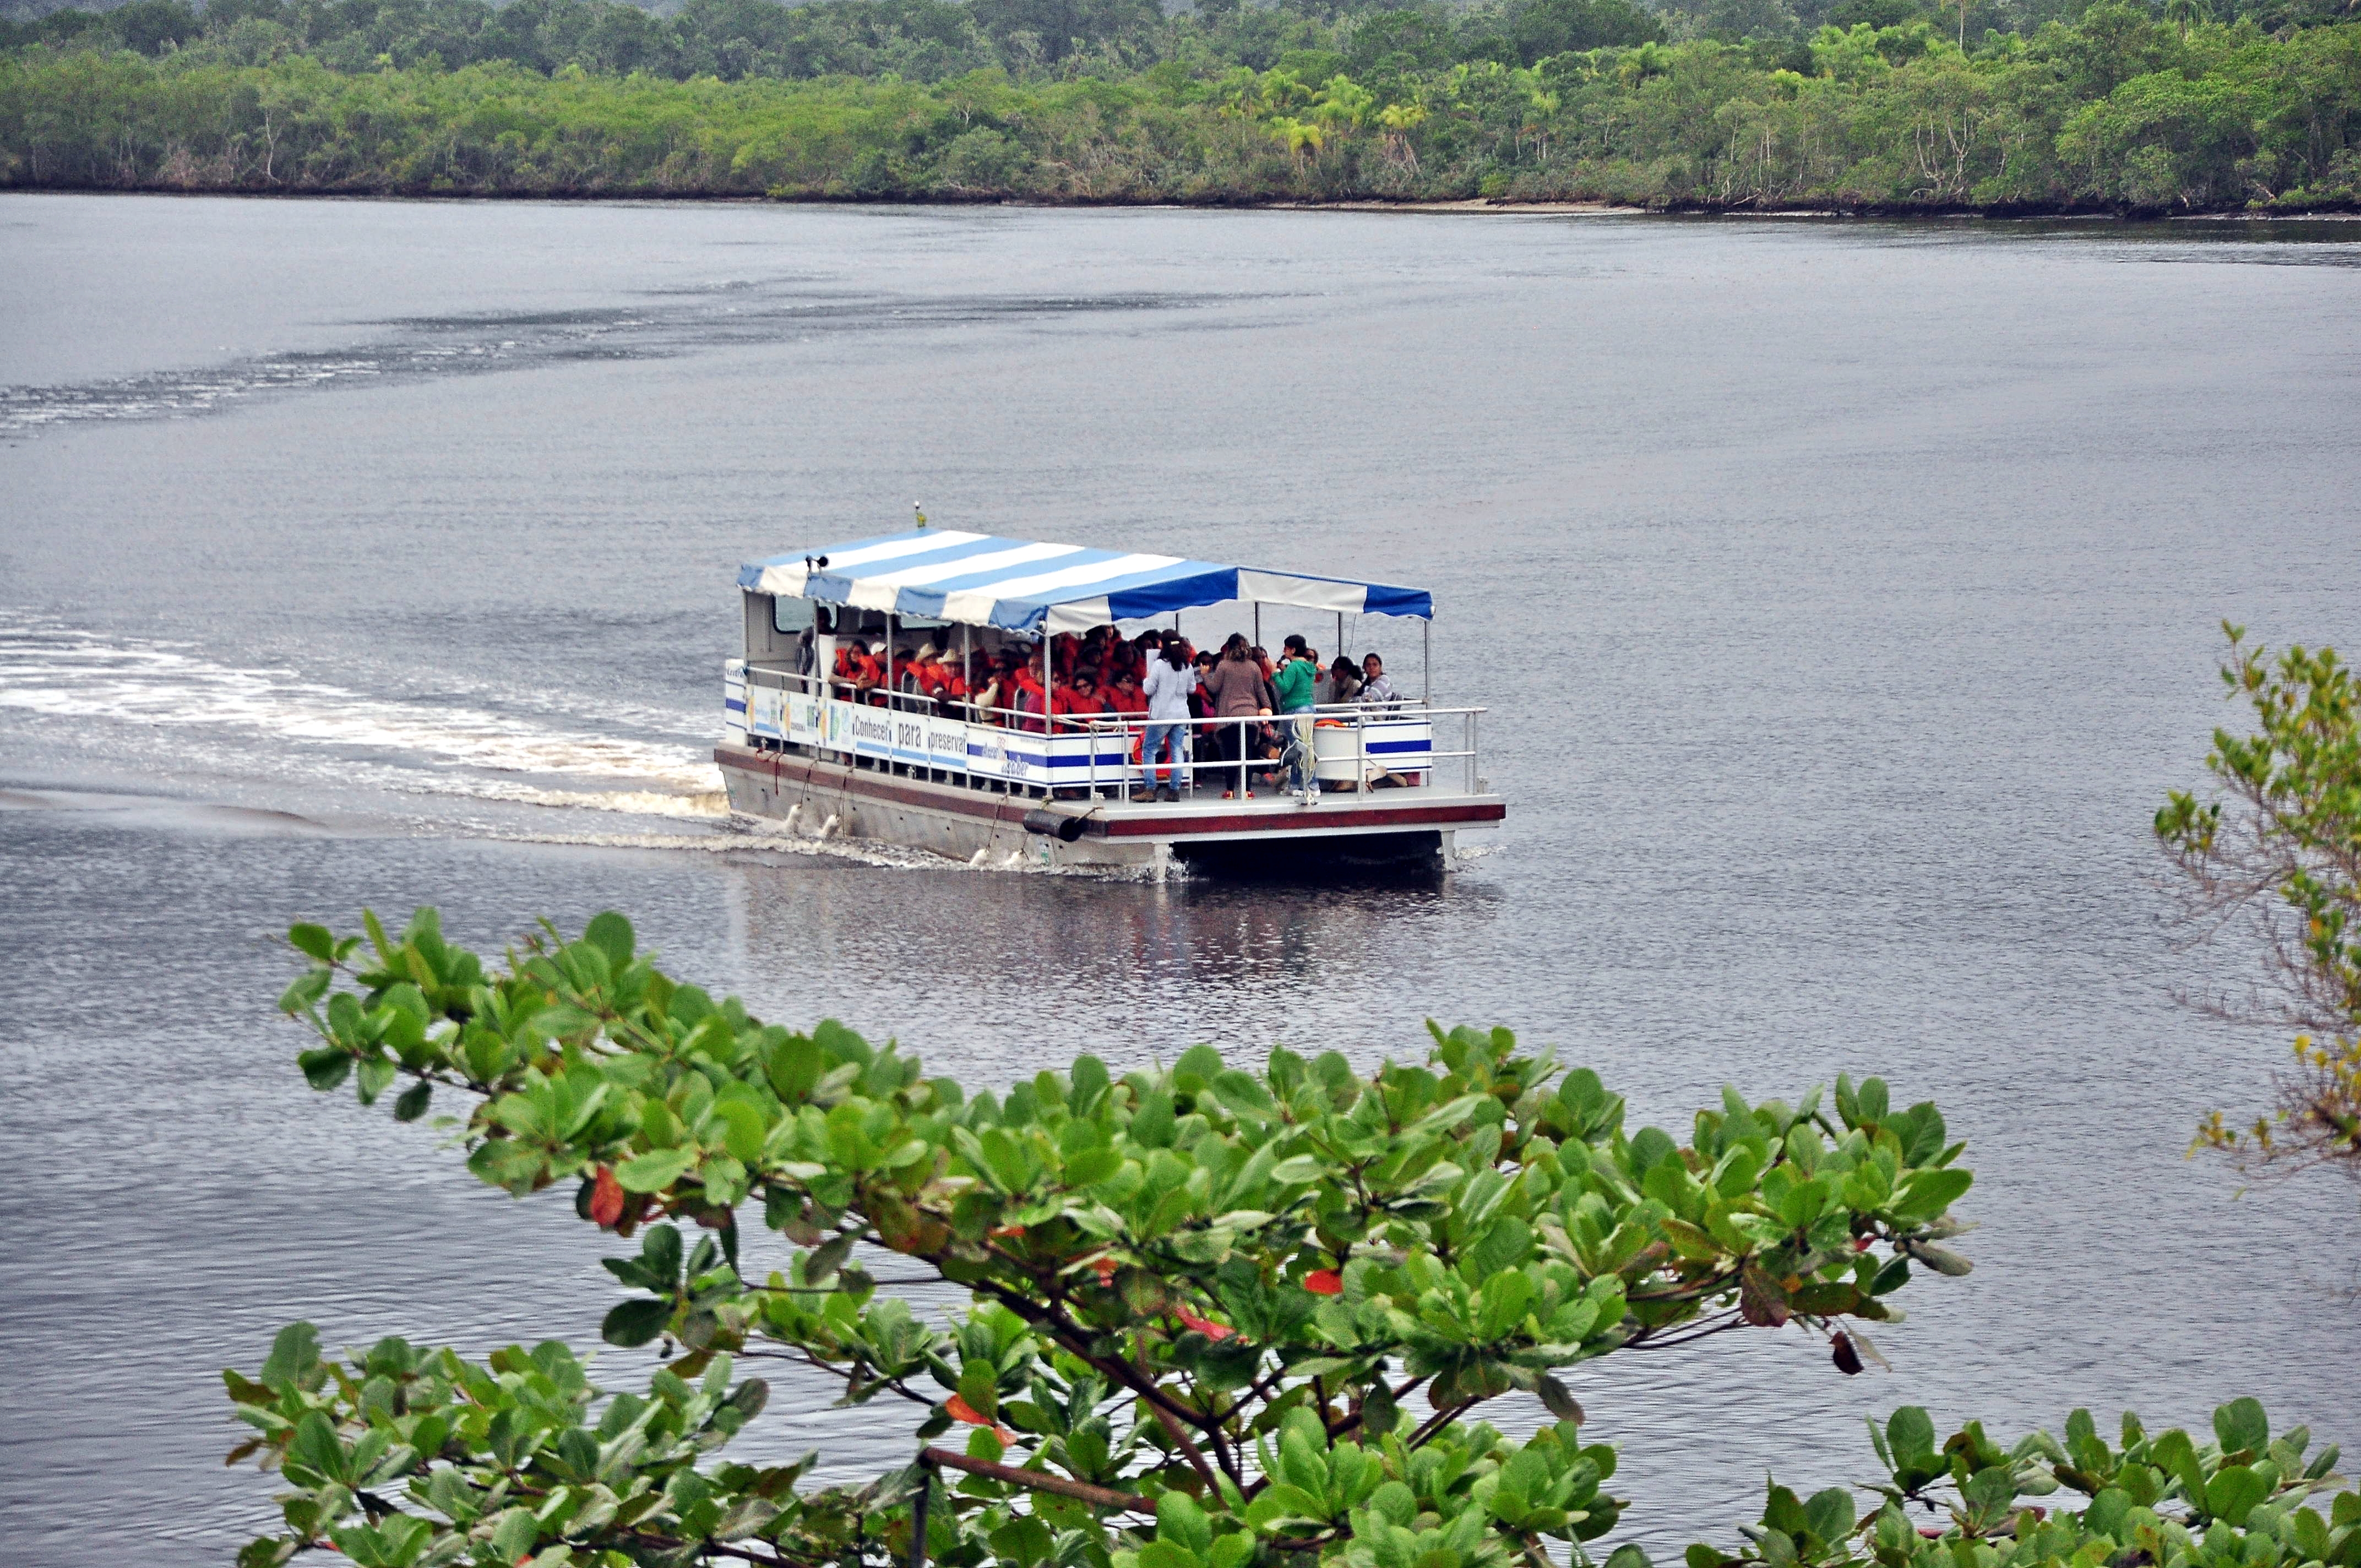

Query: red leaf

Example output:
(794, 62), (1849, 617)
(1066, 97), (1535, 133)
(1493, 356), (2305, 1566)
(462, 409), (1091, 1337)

(946, 1395), (1014, 1441)
(590, 1167), (624, 1228)
(1303, 1269), (1343, 1296)
(1174, 1306), (1234, 1341)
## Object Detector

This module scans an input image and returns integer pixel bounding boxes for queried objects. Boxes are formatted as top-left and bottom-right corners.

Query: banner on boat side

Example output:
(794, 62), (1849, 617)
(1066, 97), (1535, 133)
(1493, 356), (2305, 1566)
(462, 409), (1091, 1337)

(743, 689), (1145, 786)
(926, 716), (969, 772)
(748, 682), (785, 741)
(846, 704), (897, 763)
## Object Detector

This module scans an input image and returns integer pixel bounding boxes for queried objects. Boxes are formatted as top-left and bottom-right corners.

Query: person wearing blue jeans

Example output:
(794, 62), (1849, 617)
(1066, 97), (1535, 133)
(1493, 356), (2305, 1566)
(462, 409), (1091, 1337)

(1137, 643), (1200, 803)
(1142, 723), (1187, 797)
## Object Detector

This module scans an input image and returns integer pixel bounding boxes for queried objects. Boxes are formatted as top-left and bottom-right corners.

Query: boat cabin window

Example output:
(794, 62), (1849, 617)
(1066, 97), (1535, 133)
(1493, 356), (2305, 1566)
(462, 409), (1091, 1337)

(773, 596), (816, 635)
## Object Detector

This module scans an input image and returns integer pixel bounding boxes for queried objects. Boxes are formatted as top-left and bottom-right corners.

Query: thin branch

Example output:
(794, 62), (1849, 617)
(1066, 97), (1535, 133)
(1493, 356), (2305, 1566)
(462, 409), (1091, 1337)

(920, 1446), (1152, 1513)
(1623, 1309), (1747, 1350)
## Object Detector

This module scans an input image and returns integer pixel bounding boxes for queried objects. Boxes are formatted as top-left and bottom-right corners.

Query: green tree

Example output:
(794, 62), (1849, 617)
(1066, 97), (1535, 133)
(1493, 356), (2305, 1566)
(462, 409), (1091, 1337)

(232, 903), (2004, 1567)
(2157, 625), (2361, 1182)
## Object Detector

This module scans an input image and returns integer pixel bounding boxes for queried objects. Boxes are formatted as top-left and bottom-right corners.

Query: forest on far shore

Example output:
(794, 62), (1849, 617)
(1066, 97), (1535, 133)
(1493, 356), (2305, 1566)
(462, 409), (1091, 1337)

(2, 0), (2357, 210)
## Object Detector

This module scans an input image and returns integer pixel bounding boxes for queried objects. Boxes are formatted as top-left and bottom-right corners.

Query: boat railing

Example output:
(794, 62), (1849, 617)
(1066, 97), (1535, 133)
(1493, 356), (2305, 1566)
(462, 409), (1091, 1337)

(726, 660), (1487, 802)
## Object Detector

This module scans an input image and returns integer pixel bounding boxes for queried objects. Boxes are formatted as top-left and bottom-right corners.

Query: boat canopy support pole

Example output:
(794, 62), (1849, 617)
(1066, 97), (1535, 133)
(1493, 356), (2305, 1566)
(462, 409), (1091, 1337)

(1422, 618), (1431, 704)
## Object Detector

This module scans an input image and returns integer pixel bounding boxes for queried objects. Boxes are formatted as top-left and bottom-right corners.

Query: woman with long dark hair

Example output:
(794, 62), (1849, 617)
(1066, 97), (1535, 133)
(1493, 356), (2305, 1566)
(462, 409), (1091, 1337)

(1200, 633), (1268, 798)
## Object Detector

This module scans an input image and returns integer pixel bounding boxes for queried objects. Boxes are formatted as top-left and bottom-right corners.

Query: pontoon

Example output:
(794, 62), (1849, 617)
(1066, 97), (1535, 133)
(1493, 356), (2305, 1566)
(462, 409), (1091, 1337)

(719, 527), (1504, 872)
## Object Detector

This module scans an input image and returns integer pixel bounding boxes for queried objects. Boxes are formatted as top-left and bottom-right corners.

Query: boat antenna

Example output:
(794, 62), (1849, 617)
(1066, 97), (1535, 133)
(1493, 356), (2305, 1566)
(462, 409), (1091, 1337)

(913, 502), (928, 531)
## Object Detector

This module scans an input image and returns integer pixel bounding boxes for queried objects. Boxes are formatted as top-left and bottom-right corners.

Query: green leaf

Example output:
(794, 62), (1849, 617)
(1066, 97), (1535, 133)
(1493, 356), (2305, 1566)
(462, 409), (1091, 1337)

(1886, 1407), (1936, 1462)
(297, 1047), (352, 1092)
(617, 1148), (697, 1193)
(2204, 1464), (2271, 1526)
(288, 1410), (346, 1484)
(1158, 1491), (1214, 1555)
(584, 911), (635, 968)
(715, 1101), (766, 1166)
(355, 1056), (397, 1106)
(1062, 1145), (1123, 1188)
(1891, 1167), (1972, 1220)
(278, 969), (332, 1015)
(602, 1297), (673, 1348)
(488, 1508), (539, 1563)
(2150, 1428), (2207, 1502)
(289, 923), (336, 963)
(2214, 1397), (2269, 1457)
(392, 1081), (432, 1123)
(259, 1322), (322, 1392)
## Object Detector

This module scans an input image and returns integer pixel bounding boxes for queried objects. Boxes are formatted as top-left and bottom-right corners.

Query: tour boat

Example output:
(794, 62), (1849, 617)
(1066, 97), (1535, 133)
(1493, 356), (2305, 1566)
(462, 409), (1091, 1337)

(717, 527), (1504, 872)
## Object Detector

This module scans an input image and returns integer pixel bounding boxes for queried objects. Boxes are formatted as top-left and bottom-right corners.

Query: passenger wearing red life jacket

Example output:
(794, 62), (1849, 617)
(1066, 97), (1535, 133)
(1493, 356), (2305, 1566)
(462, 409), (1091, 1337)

(908, 644), (948, 702)
(1105, 669), (1147, 720)
(1062, 672), (1108, 730)
(833, 640), (880, 701)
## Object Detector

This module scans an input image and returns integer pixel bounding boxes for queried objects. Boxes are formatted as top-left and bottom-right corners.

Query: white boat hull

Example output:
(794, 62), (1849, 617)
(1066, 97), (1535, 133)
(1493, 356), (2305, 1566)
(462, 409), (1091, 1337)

(715, 743), (1504, 873)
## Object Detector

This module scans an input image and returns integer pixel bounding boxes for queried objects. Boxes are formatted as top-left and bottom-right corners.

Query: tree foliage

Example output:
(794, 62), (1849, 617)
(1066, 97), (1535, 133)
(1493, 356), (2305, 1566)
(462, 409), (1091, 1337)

(228, 906), (2353, 1568)
(3, 0), (2360, 208)
(2157, 624), (2361, 1180)
(234, 903), (1972, 1565)
(1698, 1398), (2358, 1568)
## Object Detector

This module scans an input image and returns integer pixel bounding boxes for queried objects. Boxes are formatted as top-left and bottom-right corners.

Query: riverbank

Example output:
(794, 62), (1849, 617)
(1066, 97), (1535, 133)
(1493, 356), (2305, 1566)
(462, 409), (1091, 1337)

(6, 20), (2359, 216)
(6, 177), (2354, 220)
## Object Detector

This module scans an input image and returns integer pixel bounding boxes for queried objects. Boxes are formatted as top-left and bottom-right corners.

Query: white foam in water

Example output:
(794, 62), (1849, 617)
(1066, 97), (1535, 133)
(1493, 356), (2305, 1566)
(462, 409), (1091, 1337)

(0, 618), (1189, 876)
(0, 616), (722, 818)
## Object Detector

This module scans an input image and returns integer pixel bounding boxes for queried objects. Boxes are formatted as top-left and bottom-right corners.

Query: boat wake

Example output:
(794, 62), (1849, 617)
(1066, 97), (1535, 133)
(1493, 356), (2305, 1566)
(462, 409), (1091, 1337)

(0, 288), (1219, 438)
(0, 614), (722, 824)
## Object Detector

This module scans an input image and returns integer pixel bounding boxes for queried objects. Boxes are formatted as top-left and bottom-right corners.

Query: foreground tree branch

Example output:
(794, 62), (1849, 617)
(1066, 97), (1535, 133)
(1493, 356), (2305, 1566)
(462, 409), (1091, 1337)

(224, 903), (2346, 1568)
(2158, 624), (2361, 1182)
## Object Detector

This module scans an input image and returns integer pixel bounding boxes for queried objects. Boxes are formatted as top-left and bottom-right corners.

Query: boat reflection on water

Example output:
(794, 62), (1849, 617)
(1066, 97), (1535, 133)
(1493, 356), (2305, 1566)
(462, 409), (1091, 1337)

(714, 847), (1497, 1075)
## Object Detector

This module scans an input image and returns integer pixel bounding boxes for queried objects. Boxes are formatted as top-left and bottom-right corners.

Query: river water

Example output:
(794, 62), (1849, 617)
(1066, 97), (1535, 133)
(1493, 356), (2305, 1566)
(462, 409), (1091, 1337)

(3, 193), (2357, 1566)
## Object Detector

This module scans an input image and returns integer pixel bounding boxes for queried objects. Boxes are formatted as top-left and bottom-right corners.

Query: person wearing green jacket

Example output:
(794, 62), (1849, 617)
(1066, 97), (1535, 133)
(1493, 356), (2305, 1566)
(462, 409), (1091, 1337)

(1272, 639), (1319, 799)
(1272, 644), (1316, 714)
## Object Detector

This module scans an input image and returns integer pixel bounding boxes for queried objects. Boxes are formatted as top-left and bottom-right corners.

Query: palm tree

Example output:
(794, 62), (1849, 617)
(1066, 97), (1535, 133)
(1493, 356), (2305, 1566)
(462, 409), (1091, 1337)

(1377, 100), (1426, 168)
(1267, 115), (1326, 164)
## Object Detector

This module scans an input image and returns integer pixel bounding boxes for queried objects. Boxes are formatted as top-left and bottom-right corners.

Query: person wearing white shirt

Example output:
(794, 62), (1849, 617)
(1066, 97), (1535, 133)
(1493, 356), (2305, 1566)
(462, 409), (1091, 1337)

(1137, 644), (1200, 802)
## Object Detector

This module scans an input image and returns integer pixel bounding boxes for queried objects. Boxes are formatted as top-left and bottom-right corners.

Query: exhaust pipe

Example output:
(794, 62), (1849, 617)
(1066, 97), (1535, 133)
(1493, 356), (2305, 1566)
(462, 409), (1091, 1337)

(1021, 809), (1087, 842)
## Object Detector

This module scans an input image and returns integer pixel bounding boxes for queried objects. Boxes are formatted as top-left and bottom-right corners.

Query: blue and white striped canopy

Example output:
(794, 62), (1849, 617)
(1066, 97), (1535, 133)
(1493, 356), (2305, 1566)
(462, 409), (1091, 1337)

(738, 530), (1432, 636)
